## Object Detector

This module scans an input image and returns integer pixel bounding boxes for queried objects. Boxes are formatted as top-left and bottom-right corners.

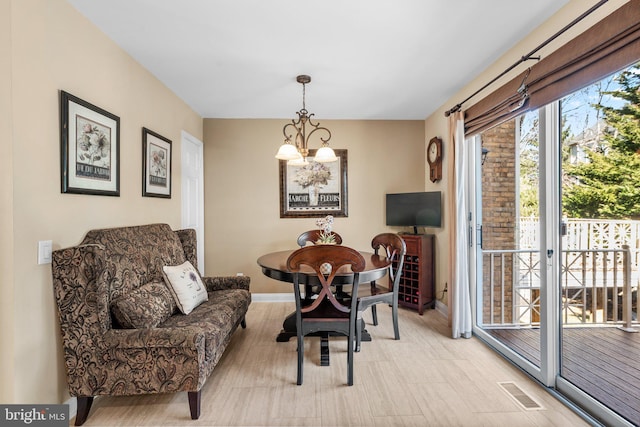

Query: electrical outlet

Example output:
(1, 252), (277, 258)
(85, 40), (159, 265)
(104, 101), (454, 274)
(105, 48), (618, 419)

(38, 240), (53, 265)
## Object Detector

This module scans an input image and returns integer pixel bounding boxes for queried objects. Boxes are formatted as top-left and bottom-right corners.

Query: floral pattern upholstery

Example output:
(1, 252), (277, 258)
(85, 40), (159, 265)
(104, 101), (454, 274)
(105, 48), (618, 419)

(51, 223), (251, 401)
(110, 281), (177, 329)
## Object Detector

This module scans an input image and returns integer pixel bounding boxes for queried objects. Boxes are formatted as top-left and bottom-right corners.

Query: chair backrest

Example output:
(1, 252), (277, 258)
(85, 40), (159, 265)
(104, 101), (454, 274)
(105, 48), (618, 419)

(287, 245), (364, 314)
(297, 230), (343, 247)
(371, 233), (407, 290)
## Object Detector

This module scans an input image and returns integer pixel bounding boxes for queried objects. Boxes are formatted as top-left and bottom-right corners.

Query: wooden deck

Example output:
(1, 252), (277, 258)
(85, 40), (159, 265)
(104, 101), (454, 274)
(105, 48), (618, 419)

(485, 327), (640, 425)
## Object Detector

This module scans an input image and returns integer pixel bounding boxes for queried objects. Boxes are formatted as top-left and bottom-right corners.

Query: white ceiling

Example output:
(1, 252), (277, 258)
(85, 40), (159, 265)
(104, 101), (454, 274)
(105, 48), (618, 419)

(66, 0), (569, 120)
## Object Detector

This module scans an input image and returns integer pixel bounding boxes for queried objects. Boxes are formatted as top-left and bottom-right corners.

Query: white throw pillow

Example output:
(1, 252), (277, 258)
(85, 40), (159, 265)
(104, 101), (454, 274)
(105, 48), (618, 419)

(162, 261), (208, 314)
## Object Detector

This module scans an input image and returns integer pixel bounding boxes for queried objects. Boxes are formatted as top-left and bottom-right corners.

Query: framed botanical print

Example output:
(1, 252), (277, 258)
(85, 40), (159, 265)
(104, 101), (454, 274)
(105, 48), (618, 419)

(279, 149), (348, 218)
(142, 127), (172, 198)
(60, 91), (120, 196)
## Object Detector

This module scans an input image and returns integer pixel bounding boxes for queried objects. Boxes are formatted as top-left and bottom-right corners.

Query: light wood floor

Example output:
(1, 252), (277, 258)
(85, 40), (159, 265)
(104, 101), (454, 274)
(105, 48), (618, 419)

(77, 302), (591, 426)
(487, 326), (640, 424)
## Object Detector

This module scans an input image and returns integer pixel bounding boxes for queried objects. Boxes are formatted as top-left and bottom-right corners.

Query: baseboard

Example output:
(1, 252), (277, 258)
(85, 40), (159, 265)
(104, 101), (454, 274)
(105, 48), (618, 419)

(252, 294), (451, 315)
(435, 299), (449, 318)
(251, 293), (294, 302)
(65, 396), (77, 422)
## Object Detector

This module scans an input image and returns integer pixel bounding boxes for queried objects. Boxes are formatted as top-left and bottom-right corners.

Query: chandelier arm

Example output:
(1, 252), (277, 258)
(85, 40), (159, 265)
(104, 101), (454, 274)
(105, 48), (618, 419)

(306, 126), (332, 145)
(282, 122), (299, 142)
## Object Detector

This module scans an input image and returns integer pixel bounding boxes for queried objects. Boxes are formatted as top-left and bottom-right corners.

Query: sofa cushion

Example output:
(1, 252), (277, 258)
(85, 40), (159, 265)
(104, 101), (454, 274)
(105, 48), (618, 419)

(110, 281), (177, 329)
(159, 288), (251, 364)
(163, 261), (208, 314)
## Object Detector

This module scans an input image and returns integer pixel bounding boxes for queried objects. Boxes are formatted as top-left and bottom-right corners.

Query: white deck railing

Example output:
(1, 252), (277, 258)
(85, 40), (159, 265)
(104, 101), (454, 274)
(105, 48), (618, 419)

(481, 245), (637, 329)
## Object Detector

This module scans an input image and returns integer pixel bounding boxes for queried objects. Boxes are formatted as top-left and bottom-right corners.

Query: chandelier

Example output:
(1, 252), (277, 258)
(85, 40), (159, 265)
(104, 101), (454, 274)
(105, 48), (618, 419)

(275, 75), (337, 165)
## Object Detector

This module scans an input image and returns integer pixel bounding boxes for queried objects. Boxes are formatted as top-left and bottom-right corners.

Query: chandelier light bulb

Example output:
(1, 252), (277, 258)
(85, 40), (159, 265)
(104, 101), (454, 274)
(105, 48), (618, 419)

(275, 142), (299, 160)
(313, 145), (338, 163)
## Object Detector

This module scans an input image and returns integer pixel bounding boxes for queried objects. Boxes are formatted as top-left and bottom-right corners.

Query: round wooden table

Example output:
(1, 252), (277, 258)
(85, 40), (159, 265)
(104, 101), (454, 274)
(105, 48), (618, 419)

(257, 249), (390, 365)
(257, 249), (390, 285)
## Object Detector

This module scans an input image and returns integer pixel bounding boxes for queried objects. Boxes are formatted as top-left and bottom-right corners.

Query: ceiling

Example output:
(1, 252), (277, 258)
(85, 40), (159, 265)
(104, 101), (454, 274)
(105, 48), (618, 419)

(66, 0), (569, 120)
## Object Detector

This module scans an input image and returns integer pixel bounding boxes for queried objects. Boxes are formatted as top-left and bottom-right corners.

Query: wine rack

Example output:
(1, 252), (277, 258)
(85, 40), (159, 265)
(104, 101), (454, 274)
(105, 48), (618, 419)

(395, 234), (435, 314)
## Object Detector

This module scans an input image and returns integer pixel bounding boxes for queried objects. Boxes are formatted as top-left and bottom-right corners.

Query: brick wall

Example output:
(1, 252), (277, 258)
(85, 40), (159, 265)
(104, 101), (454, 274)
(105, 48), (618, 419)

(481, 119), (517, 323)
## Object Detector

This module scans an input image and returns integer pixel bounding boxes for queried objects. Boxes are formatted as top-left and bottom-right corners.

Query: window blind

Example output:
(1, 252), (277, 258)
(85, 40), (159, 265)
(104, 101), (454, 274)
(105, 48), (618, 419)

(464, 0), (640, 136)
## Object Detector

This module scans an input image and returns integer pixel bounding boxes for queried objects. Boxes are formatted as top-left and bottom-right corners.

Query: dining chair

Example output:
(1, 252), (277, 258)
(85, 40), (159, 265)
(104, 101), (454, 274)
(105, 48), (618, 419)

(296, 230), (343, 247)
(287, 244), (365, 386)
(355, 233), (406, 352)
(296, 230), (344, 300)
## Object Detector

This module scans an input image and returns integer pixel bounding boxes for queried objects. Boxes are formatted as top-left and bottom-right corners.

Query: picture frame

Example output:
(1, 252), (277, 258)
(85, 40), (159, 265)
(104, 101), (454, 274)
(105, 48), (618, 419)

(142, 127), (172, 198)
(60, 90), (120, 196)
(279, 149), (348, 218)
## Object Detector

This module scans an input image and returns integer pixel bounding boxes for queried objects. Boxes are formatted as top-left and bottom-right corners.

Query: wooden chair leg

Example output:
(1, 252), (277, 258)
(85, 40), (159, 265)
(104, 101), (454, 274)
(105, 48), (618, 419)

(297, 334), (304, 385)
(355, 315), (362, 352)
(371, 304), (378, 326)
(347, 330), (354, 386)
(392, 303), (400, 340)
(188, 390), (201, 420)
(75, 396), (94, 426)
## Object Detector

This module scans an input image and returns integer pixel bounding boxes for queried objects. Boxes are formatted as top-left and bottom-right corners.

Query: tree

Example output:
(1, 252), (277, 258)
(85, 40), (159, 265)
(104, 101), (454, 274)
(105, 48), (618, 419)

(518, 111), (540, 217)
(562, 63), (640, 219)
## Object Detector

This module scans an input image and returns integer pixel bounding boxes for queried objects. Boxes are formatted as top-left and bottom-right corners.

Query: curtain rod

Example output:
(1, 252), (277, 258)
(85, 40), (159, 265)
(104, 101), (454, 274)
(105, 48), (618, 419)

(444, 0), (609, 117)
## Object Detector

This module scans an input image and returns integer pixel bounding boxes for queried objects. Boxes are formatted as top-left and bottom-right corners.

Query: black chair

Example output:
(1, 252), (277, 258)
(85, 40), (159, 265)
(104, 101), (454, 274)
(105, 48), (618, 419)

(287, 245), (364, 386)
(296, 230), (344, 299)
(355, 233), (406, 351)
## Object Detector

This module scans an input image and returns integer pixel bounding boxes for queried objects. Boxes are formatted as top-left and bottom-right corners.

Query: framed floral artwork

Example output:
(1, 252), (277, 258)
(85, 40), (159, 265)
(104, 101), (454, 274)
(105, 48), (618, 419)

(60, 90), (120, 196)
(142, 127), (172, 198)
(279, 149), (348, 218)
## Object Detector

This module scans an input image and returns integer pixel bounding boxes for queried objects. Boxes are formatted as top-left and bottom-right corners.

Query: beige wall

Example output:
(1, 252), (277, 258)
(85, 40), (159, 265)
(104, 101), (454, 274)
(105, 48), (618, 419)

(423, 0), (629, 309)
(0, 0), (16, 404)
(2, 0), (202, 405)
(203, 119), (426, 293)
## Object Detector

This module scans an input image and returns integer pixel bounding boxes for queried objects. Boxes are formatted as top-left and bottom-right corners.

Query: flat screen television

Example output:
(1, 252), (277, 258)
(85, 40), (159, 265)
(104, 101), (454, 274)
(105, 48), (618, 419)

(386, 191), (442, 234)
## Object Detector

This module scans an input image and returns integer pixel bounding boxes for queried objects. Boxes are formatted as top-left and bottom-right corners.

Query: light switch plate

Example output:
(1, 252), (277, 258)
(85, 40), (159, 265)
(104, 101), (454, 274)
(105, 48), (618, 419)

(38, 240), (53, 265)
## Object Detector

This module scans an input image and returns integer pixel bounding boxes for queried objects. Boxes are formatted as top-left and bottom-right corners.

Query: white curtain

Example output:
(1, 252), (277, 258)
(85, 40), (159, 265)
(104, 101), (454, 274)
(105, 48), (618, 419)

(448, 112), (472, 339)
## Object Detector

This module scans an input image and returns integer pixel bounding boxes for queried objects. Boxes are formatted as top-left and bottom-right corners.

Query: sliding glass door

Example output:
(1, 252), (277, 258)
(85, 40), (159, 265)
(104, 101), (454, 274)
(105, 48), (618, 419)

(472, 109), (549, 385)
(556, 65), (640, 426)
(471, 63), (639, 426)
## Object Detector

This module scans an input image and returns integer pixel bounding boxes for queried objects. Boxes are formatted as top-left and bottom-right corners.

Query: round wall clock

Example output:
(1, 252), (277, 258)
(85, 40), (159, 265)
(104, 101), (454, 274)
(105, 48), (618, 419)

(427, 137), (443, 182)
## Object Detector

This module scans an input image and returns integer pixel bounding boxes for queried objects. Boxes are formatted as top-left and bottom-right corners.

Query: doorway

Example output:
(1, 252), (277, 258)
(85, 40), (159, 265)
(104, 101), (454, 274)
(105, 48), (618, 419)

(181, 131), (205, 274)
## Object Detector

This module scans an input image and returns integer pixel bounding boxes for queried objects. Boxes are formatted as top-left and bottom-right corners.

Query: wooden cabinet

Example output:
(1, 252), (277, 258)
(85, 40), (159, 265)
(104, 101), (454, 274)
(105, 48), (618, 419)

(396, 234), (435, 314)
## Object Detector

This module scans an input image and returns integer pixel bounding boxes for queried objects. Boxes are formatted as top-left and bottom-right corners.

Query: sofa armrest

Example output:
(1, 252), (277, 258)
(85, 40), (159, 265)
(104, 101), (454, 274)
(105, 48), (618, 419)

(103, 326), (205, 350)
(202, 276), (250, 292)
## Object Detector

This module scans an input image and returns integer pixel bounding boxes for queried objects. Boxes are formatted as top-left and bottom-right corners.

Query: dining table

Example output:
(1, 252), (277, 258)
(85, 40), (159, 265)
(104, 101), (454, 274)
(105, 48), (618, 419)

(257, 249), (390, 366)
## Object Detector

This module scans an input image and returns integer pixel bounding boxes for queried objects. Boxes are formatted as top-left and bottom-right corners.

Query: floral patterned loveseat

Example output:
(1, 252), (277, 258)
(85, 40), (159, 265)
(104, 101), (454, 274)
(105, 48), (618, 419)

(51, 223), (251, 426)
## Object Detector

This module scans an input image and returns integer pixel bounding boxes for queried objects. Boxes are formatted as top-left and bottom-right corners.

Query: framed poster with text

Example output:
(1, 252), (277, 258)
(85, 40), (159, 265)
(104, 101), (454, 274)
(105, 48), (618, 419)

(142, 127), (172, 198)
(279, 149), (348, 218)
(60, 90), (120, 196)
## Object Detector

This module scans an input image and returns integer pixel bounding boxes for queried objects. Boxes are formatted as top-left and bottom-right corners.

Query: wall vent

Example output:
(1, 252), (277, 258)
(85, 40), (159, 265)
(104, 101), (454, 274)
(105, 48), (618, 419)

(498, 382), (544, 411)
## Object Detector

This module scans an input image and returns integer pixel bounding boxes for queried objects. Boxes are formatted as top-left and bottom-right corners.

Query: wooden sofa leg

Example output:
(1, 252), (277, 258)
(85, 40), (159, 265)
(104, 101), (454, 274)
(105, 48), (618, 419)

(241, 317), (247, 329)
(188, 391), (201, 420)
(75, 396), (94, 426)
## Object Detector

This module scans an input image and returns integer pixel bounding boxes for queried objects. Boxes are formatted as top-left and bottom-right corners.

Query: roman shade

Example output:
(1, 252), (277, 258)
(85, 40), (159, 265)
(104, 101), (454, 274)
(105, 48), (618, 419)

(465, 0), (640, 136)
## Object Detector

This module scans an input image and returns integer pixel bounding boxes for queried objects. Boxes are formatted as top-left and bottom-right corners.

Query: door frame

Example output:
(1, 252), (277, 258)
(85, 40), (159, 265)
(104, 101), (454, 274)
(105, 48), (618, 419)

(181, 130), (204, 273)
(469, 104), (635, 427)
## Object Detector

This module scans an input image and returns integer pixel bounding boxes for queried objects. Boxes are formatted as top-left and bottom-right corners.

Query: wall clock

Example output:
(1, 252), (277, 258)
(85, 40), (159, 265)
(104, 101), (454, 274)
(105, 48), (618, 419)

(427, 137), (443, 183)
